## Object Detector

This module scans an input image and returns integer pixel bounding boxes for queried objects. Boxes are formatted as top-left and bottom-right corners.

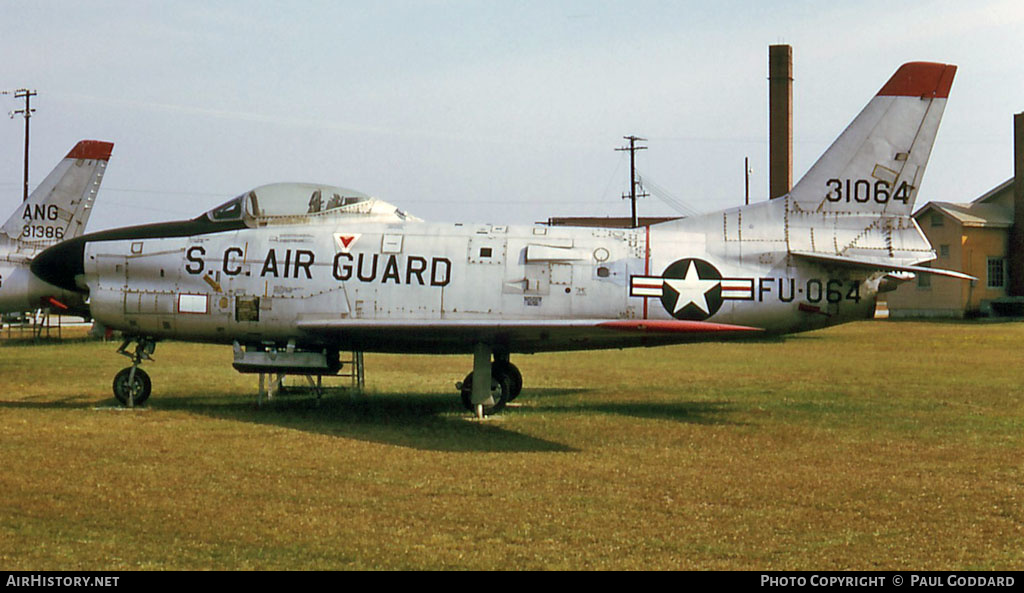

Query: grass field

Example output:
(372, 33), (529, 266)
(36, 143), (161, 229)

(0, 320), (1021, 570)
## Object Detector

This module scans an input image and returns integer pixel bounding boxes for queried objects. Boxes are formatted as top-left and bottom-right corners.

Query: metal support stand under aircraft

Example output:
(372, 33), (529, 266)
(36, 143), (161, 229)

(254, 350), (365, 407)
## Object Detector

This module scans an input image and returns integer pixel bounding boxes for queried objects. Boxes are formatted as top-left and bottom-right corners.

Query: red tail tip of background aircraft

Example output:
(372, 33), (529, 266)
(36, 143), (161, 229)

(65, 140), (114, 161)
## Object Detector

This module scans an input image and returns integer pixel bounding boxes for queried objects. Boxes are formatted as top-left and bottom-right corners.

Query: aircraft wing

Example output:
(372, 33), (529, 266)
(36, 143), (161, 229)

(296, 318), (763, 354)
(791, 251), (976, 281)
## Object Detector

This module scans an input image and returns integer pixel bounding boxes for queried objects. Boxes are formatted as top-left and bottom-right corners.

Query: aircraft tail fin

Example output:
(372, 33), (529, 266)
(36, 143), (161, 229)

(788, 62), (956, 216)
(1, 140), (113, 249)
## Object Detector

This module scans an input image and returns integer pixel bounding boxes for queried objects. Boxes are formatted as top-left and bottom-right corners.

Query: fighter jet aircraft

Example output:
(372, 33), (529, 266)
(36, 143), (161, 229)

(0, 139), (113, 315)
(31, 63), (967, 416)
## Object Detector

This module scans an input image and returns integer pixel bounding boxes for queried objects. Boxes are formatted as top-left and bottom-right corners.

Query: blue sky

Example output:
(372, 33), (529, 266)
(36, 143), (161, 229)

(2, 1), (1023, 230)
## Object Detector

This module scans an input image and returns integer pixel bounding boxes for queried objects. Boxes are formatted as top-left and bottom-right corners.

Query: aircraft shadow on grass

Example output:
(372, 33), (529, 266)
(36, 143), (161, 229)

(541, 399), (744, 426)
(141, 390), (578, 453)
(1, 391), (572, 452)
(0, 396), (98, 409)
(162, 385), (742, 442)
(1, 386), (743, 451)
(522, 387), (744, 425)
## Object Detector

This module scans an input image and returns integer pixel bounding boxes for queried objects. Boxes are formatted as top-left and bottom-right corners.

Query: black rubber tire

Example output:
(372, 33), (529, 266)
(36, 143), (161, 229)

(492, 361), (523, 401)
(113, 367), (152, 406)
(459, 371), (510, 415)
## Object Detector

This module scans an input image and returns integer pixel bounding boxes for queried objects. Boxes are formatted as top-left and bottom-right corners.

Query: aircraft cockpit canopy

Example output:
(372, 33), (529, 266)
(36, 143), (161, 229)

(203, 182), (419, 227)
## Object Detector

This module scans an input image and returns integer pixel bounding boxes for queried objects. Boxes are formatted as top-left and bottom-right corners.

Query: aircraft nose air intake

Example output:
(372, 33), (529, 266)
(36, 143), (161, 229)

(30, 238), (87, 293)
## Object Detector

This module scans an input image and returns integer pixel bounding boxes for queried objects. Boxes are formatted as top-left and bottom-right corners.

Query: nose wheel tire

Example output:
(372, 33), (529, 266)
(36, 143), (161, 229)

(113, 367), (152, 406)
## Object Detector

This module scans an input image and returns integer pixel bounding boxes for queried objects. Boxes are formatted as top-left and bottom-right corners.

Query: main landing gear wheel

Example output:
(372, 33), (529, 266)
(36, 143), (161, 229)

(491, 360), (522, 401)
(113, 367), (152, 406)
(459, 371), (511, 416)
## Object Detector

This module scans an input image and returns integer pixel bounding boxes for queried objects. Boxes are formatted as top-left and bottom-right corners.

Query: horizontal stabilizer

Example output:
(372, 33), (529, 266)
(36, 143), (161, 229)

(791, 251), (976, 281)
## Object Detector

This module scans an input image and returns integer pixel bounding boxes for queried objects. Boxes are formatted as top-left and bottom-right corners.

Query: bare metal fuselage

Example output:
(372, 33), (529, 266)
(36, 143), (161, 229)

(83, 197), (880, 353)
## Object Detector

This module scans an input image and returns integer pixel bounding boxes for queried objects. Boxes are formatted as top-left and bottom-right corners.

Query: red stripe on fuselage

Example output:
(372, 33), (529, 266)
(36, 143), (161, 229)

(598, 320), (761, 333)
(643, 225), (650, 319)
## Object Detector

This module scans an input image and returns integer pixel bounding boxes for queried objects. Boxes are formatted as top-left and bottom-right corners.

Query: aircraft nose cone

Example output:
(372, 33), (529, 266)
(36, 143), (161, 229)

(30, 238), (87, 293)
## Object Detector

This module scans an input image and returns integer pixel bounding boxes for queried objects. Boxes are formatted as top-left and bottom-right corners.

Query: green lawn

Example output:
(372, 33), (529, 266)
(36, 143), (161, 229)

(0, 320), (1021, 570)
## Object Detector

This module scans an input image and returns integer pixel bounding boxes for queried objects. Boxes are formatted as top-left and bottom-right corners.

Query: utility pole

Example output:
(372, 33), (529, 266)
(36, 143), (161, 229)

(616, 135), (648, 228)
(4, 89), (37, 201)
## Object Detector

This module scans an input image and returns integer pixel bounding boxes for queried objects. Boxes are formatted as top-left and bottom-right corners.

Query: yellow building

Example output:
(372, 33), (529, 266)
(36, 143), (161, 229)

(887, 179), (1015, 317)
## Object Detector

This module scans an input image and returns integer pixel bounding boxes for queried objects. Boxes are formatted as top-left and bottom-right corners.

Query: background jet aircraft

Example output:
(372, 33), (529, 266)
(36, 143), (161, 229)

(0, 140), (113, 315)
(32, 63), (964, 416)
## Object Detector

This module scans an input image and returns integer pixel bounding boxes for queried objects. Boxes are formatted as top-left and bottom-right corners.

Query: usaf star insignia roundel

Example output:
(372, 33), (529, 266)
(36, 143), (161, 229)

(630, 259), (754, 321)
(658, 258), (724, 321)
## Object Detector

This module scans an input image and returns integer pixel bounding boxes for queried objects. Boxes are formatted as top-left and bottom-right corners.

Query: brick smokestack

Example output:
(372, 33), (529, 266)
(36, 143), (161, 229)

(769, 45), (793, 200)
(1009, 112), (1024, 296)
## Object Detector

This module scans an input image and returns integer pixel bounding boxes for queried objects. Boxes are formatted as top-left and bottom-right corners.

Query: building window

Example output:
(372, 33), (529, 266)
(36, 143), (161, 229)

(918, 264), (931, 289)
(987, 257), (1006, 289)
(930, 213), (944, 227)
(939, 244), (950, 257)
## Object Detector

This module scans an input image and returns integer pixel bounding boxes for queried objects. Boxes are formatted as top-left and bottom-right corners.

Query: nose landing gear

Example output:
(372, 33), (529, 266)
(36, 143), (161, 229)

(113, 338), (156, 407)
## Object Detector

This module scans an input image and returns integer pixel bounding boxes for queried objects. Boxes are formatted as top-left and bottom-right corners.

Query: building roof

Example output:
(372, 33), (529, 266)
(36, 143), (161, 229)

(924, 202), (1013, 228)
(544, 216), (682, 228)
(915, 178), (1014, 228)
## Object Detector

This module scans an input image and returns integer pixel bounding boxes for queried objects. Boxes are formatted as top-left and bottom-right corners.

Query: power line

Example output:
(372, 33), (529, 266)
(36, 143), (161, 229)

(635, 169), (701, 218)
